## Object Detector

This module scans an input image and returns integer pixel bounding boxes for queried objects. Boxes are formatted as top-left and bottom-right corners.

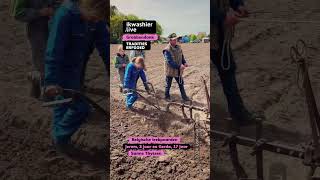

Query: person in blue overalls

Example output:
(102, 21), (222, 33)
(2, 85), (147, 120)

(44, 0), (108, 153)
(123, 57), (150, 110)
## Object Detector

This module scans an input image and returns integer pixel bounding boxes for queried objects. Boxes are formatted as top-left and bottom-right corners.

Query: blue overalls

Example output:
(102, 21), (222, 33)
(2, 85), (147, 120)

(44, 0), (108, 145)
(123, 63), (147, 108)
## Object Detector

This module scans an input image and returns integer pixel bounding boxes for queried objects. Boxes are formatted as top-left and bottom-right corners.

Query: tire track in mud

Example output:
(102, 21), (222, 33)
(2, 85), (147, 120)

(234, 25), (288, 52)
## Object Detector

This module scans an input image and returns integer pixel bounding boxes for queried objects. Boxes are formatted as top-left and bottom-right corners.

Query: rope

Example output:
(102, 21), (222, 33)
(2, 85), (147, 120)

(290, 39), (308, 92)
(178, 69), (184, 85)
(221, 26), (235, 70)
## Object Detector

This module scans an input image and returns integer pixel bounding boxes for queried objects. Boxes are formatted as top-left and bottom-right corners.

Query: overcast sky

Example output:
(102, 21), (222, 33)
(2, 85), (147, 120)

(110, 0), (210, 36)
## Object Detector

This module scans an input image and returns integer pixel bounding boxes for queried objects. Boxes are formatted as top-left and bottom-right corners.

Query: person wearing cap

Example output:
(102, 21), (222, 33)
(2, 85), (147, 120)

(162, 33), (190, 102)
(212, 0), (254, 127)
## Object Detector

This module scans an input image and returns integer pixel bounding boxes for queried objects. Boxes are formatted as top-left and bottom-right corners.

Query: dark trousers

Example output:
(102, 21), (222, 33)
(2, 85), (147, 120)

(27, 22), (48, 77)
(80, 45), (95, 90)
(212, 48), (250, 122)
(165, 76), (188, 100)
(80, 45), (109, 90)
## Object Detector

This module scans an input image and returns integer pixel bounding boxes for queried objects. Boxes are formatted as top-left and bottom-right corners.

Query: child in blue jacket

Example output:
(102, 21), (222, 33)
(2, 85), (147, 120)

(44, 0), (108, 153)
(123, 57), (150, 110)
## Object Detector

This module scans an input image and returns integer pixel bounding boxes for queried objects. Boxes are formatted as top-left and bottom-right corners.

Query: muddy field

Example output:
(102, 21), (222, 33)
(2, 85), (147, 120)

(212, 0), (320, 179)
(110, 43), (210, 179)
(0, 0), (108, 179)
(2, 0), (319, 179)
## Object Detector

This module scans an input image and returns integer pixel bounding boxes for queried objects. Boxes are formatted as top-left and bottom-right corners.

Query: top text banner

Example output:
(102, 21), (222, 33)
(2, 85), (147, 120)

(123, 20), (157, 34)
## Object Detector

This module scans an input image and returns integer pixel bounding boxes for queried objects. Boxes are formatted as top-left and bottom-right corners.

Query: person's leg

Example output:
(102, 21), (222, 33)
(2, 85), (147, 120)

(212, 49), (251, 124)
(119, 69), (125, 92)
(52, 96), (69, 145)
(28, 25), (48, 76)
(27, 24), (48, 98)
(174, 77), (189, 101)
(80, 45), (94, 90)
(165, 76), (173, 99)
(52, 96), (91, 146)
(126, 92), (138, 109)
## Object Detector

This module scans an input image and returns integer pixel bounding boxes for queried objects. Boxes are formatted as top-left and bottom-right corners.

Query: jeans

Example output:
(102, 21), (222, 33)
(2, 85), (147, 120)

(52, 95), (90, 145)
(126, 91), (138, 108)
(165, 76), (188, 100)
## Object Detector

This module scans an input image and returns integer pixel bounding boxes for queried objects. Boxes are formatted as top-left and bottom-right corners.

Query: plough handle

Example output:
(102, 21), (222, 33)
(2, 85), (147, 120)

(291, 40), (320, 157)
(43, 89), (107, 115)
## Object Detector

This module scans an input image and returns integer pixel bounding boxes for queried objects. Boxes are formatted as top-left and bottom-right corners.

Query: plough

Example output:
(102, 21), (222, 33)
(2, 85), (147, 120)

(124, 82), (161, 110)
(212, 40), (320, 180)
(126, 78), (211, 137)
(165, 76), (210, 120)
(127, 79), (210, 121)
(42, 88), (108, 115)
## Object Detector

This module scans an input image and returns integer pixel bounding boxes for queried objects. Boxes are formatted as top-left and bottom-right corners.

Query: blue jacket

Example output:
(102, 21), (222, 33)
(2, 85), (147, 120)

(124, 63), (147, 90)
(44, 0), (108, 90)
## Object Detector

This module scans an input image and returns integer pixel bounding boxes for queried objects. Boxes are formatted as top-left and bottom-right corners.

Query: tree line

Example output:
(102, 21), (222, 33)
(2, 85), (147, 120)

(110, 5), (163, 44)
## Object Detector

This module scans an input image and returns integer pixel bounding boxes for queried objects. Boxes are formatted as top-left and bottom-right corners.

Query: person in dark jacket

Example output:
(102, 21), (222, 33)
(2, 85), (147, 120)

(44, 0), (108, 153)
(123, 57), (149, 110)
(212, 0), (254, 127)
(114, 45), (129, 92)
(12, 0), (60, 98)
